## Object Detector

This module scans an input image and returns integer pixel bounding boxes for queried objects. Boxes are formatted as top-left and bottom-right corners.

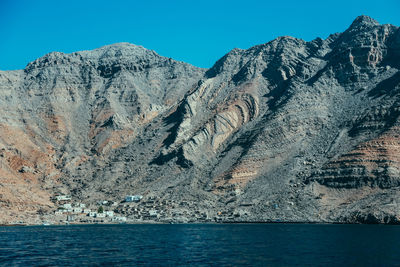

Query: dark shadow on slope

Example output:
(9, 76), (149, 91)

(101, 116), (114, 128)
(150, 147), (193, 168)
(162, 103), (185, 148)
(176, 147), (194, 168)
(348, 98), (400, 138)
(306, 65), (329, 86)
(149, 103), (191, 167)
(263, 80), (291, 111)
(368, 71), (400, 98)
(150, 150), (178, 165)
(205, 53), (231, 79)
(97, 64), (122, 78)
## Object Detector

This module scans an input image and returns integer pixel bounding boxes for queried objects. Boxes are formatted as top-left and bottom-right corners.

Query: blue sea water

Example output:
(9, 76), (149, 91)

(0, 224), (399, 266)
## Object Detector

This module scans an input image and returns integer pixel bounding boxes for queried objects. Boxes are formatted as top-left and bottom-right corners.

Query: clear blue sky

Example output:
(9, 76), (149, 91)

(1, 0), (399, 70)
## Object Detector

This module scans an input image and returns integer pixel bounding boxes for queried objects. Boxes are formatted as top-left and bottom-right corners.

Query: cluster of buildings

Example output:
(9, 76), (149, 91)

(51, 195), (126, 222)
(48, 194), (217, 224)
(48, 190), (254, 224)
(54, 202), (90, 215)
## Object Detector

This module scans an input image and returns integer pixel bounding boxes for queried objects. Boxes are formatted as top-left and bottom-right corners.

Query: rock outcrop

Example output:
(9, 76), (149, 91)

(1, 16), (400, 224)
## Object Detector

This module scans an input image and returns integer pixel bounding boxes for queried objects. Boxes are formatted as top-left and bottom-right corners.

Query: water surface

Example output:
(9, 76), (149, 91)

(0, 224), (399, 266)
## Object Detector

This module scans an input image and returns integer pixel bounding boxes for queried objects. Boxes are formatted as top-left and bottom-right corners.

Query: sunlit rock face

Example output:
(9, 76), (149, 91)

(1, 16), (400, 224)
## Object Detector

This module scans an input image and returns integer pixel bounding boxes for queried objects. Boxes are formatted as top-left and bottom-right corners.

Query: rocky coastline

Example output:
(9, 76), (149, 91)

(1, 16), (400, 225)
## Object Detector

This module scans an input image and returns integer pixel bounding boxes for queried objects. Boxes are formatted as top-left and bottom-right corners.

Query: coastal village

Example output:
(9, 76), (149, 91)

(48, 194), (144, 224)
(36, 192), (253, 225)
(43, 194), (206, 225)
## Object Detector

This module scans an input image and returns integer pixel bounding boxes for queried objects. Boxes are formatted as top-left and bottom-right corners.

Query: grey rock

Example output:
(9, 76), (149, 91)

(1, 16), (400, 224)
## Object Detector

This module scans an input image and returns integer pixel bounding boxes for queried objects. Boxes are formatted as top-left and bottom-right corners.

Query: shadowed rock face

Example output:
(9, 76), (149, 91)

(1, 16), (400, 224)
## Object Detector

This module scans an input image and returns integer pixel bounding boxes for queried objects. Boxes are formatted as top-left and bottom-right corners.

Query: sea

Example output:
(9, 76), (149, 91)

(0, 224), (399, 266)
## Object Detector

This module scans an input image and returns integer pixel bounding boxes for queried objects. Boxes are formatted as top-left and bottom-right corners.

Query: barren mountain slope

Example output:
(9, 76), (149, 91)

(1, 16), (400, 224)
(0, 43), (205, 223)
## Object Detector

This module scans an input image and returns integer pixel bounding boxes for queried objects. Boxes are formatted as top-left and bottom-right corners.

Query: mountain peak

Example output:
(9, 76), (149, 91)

(78, 42), (158, 60)
(91, 42), (145, 51)
(350, 15), (379, 28)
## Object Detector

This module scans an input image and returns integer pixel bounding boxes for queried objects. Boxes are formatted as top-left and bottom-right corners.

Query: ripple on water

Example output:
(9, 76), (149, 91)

(0, 224), (400, 266)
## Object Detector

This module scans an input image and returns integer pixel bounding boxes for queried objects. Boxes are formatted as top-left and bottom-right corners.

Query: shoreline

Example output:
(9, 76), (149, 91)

(1, 221), (399, 227)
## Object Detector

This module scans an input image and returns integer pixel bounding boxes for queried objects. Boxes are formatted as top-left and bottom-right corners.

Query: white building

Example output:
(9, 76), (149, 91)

(105, 211), (114, 217)
(73, 207), (82, 213)
(113, 216), (127, 222)
(89, 211), (97, 217)
(56, 195), (71, 201)
(125, 195), (143, 202)
(79, 203), (86, 208)
(83, 209), (91, 214)
(96, 213), (106, 218)
(149, 210), (158, 217)
(54, 210), (64, 215)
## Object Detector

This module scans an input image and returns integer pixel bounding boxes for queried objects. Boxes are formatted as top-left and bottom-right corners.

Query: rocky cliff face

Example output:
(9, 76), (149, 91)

(1, 16), (400, 224)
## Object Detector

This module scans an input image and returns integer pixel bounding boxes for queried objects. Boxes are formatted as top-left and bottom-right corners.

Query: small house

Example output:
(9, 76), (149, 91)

(149, 210), (158, 217)
(113, 216), (127, 222)
(56, 195), (72, 201)
(63, 203), (72, 209)
(125, 195), (143, 202)
(96, 213), (106, 218)
(83, 209), (91, 214)
(89, 211), (97, 217)
(73, 207), (82, 213)
(105, 211), (114, 217)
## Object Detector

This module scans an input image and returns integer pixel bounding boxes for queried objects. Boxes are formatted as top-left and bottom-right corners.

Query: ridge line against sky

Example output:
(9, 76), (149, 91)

(1, 0), (399, 70)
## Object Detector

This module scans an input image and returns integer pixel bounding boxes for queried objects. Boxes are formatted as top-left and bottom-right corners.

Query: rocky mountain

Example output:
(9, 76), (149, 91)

(1, 15), (400, 224)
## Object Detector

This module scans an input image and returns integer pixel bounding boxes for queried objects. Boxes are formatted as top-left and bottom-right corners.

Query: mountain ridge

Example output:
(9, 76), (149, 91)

(1, 15), (400, 224)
